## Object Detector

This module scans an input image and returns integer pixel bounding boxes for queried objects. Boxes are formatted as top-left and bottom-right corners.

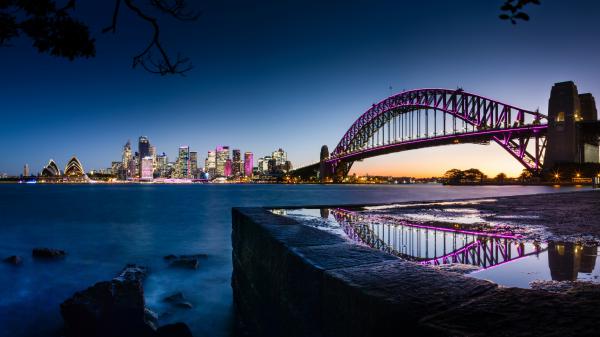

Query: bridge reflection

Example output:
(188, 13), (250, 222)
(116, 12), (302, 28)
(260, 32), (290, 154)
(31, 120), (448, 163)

(330, 208), (544, 269)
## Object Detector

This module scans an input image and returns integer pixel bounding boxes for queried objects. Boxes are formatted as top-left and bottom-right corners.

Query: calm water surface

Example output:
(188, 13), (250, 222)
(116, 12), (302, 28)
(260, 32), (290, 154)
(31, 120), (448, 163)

(0, 184), (589, 337)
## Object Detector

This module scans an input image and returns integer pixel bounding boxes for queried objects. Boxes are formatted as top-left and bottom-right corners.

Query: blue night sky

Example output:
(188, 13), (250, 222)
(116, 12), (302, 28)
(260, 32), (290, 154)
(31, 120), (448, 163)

(1, 0), (599, 177)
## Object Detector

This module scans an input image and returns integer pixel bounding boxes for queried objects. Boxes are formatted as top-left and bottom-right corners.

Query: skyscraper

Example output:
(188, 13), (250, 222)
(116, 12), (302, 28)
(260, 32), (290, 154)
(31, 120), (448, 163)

(224, 159), (232, 177)
(232, 149), (242, 176)
(215, 146), (230, 177)
(190, 151), (198, 178)
(244, 152), (253, 177)
(272, 148), (287, 166)
(23, 164), (29, 177)
(122, 140), (132, 166)
(205, 150), (216, 178)
(155, 153), (168, 177)
(176, 146), (190, 178)
(138, 136), (150, 177)
(138, 136), (150, 158)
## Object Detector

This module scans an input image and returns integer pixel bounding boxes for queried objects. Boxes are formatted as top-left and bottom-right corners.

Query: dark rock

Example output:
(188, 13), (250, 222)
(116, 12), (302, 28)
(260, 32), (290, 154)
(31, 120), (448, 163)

(144, 308), (159, 328)
(180, 253), (208, 259)
(3, 255), (22, 265)
(115, 264), (148, 282)
(60, 264), (155, 337)
(156, 323), (193, 337)
(164, 254), (207, 269)
(163, 254), (178, 261)
(174, 301), (193, 309)
(32, 247), (66, 259)
(163, 292), (185, 303)
(169, 258), (199, 270)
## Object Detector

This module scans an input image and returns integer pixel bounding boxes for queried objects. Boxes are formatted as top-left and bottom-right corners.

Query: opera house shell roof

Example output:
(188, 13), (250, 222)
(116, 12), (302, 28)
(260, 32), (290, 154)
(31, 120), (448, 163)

(40, 156), (87, 180)
(64, 156), (85, 177)
(41, 159), (61, 176)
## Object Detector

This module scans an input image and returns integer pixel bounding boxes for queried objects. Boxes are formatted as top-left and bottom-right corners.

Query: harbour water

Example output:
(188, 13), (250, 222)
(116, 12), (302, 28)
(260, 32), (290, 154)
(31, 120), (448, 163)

(0, 184), (590, 337)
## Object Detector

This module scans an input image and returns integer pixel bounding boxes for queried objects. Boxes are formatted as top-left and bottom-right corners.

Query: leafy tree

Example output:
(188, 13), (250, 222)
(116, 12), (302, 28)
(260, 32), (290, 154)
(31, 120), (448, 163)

(499, 0), (540, 24)
(518, 169), (533, 182)
(463, 168), (486, 183)
(495, 172), (507, 183)
(443, 169), (464, 184)
(0, 0), (198, 75)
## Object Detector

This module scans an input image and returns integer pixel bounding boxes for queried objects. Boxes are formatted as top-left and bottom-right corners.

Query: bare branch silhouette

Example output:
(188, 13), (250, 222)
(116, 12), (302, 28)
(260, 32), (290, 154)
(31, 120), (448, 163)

(0, 0), (198, 75)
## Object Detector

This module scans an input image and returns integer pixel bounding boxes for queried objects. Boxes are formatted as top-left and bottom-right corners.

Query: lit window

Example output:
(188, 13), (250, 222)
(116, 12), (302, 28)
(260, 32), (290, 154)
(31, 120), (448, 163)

(555, 111), (565, 122)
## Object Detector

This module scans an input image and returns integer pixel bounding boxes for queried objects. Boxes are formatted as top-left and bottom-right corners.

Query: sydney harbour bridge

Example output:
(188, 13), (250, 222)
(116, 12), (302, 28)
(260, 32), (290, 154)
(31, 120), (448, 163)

(293, 81), (600, 182)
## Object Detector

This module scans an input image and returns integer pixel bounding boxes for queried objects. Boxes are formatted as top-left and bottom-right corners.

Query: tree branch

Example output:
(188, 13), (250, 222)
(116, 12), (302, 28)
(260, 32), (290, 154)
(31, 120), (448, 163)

(102, 0), (121, 34)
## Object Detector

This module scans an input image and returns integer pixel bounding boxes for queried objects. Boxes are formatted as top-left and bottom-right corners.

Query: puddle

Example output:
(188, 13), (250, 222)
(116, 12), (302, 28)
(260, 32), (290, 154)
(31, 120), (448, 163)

(273, 208), (600, 289)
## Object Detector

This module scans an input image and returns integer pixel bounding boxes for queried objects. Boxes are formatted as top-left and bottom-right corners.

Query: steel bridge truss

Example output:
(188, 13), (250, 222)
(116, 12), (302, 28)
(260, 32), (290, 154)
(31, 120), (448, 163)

(327, 89), (548, 177)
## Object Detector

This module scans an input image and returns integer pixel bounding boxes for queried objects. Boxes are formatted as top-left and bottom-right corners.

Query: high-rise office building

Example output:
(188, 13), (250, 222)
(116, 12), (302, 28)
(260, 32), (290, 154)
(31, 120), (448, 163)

(141, 156), (154, 180)
(138, 136), (150, 158)
(23, 164), (29, 177)
(224, 159), (232, 177)
(155, 153), (168, 177)
(205, 150), (216, 178)
(138, 136), (150, 177)
(215, 146), (230, 177)
(176, 146), (190, 178)
(272, 148), (287, 166)
(190, 151), (198, 178)
(111, 161), (121, 176)
(232, 149), (242, 176)
(244, 152), (253, 177)
(257, 156), (271, 174)
(122, 141), (132, 166)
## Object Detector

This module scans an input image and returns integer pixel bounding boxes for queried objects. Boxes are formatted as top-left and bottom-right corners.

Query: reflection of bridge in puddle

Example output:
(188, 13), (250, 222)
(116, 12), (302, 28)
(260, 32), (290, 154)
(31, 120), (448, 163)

(331, 208), (544, 269)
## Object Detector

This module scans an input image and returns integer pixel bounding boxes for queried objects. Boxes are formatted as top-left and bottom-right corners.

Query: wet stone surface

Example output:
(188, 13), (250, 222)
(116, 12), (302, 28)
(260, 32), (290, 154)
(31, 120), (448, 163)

(234, 196), (600, 337)
(275, 191), (600, 289)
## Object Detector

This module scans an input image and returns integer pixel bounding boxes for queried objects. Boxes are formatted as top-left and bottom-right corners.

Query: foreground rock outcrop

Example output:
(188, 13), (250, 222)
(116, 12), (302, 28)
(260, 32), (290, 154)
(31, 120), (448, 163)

(32, 247), (66, 259)
(3, 255), (23, 265)
(60, 264), (193, 337)
(164, 254), (207, 270)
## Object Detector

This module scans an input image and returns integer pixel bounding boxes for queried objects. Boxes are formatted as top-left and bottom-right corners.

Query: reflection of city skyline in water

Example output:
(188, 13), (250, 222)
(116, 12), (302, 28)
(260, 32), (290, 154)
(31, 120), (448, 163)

(276, 207), (600, 288)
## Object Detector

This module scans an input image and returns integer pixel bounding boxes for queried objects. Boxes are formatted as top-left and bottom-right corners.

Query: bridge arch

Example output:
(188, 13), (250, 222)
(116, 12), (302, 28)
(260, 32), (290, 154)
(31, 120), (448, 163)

(323, 88), (548, 180)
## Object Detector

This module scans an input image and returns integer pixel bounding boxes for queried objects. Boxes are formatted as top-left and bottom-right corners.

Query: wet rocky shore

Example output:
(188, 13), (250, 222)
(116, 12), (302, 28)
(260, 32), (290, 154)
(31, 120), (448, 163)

(2, 249), (209, 337)
(374, 190), (600, 242)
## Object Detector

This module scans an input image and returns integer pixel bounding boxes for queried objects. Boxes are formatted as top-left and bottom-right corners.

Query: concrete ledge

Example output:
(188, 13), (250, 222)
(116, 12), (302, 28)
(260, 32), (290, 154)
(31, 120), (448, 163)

(231, 207), (600, 337)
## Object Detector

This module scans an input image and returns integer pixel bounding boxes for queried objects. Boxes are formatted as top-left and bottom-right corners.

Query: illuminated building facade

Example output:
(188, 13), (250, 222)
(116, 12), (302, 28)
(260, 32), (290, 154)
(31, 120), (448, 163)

(176, 146), (190, 178)
(205, 150), (216, 178)
(216, 146), (230, 177)
(141, 156), (154, 180)
(244, 152), (253, 177)
(190, 151), (198, 178)
(155, 153), (169, 177)
(232, 149), (242, 176)
(138, 136), (150, 176)
(224, 159), (232, 177)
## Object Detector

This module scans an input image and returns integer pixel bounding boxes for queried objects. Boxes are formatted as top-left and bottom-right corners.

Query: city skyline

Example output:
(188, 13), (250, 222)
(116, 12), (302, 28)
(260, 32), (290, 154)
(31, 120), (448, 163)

(1, 1), (600, 177)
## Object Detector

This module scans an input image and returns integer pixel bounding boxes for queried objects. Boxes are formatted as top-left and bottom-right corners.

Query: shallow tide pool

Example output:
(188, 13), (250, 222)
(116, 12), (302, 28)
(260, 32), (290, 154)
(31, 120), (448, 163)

(277, 206), (600, 288)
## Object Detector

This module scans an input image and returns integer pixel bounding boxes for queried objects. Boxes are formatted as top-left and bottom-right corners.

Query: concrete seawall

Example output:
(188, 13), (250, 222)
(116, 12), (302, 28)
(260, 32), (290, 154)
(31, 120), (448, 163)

(232, 206), (600, 337)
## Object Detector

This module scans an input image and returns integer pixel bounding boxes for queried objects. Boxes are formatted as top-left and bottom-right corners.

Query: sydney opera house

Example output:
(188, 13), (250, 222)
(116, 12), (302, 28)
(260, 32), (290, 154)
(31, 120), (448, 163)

(40, 156), (88, 182)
